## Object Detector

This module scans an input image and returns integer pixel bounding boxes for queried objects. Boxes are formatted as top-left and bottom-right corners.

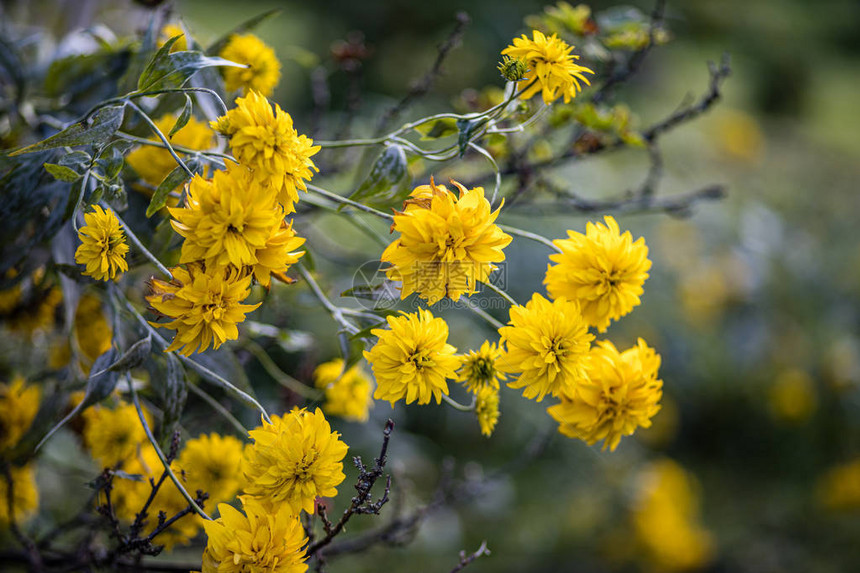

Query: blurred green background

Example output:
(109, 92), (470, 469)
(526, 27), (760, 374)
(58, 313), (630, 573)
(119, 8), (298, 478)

(6, 0), (860, 571)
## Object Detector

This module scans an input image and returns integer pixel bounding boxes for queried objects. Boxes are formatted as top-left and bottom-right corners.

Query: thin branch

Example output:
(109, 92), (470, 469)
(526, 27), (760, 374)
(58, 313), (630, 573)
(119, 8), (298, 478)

(450, 540), (491, 573)
(374, 12), (471, 134)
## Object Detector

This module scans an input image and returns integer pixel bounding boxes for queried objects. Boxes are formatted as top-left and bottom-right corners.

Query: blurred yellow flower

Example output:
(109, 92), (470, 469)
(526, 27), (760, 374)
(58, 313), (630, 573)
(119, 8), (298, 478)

(159, 23), (188, 52)
(475, 385), (500, 437)
(82, 402), (149, 468)
(126, 114), (214, 190)
(818, 458), (860, 511)
(632, 459), (713, 571)
(548, 339), (662, 451)
(212, 91), (319, 213)
(364, 309), (460, 406)
(177, 433), (244, 504)
(768, 368), (817, 424)
(169, 165), (305, 286)
(502, 29), (593, 104)
(147, 263), (260, 356)
(381, 179), (512, 304)
(0, 464), (38, 528)
(219, 33), (281, 97)
(545, 215), (651, 332)
(498, 293), (593, 402)
(457, 340), (506, 392)
(73, 293), (112, 374)
(313, 358), (374, 422)
(0, 377), (41, 452)
(202, 497), (308, 573)
(75, 205), (129, 281)
(243, 408), (348, 514)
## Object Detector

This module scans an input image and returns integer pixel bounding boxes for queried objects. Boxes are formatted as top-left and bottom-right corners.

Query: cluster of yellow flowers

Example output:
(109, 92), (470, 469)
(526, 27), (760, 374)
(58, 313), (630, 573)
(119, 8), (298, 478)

(74, 205), (129, 282)
(145, 89), (318, 356)
(368, 192), (661, 447)
(78, 395), (348, 569)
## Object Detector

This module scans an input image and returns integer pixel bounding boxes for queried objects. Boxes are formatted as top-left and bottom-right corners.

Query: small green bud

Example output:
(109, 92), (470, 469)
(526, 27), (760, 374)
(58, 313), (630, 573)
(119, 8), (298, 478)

(497, 56), (528, 82)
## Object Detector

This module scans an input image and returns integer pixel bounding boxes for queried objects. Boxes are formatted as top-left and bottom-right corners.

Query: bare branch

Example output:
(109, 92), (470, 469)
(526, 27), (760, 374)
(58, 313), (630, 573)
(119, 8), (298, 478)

(450, 540), (491, 573)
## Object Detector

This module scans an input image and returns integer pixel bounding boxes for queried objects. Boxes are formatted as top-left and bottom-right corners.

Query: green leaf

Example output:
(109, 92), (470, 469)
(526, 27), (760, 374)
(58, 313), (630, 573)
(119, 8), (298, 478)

(107, 335), (152, 373)
(10, 105), (125, 156)
(138, 39), (246, 92)
(457, 117), (488, 157)
(169, 95), (193, 138)
(345, 144), (411, 209)
(206, 9), (282, 55)
(35, 349), (120, 452)
(58, 151), (92, 171)
(414, 117), (458, 140)
(146, 160), (197, 218)
(153, 353), (187, 449)
(43, 163), (81, 182)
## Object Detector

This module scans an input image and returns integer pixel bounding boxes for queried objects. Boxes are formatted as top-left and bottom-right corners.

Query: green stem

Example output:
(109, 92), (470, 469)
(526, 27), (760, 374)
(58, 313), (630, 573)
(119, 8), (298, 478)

(306, 184), (394, 221)
(297, 263), (359, 335)
(244, 339), (322, 400)
(124, 373), (212, 521)
(186, 381), (248, 436)
(498, 224), (561, 253)
(126, 101), (194, 177)
(109, 207), (172, 279)
(482, 281), (518, 306)
(440, 392), (476, 412)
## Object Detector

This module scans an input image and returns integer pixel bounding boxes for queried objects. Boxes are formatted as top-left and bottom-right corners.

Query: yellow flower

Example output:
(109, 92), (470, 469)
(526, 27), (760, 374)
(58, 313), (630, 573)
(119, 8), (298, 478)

(0, 377), (41, 452)
(176, 433), (244, 504)
(547, 338), (662, 451)
(313, 359), (374, 423)
(74, 293), (112, 374)
(475, 386), (500, 437)
(243, 408), (348, 514)
(381, 179), (512, 304)
(545, 215), (651, 332)
(457, 340), (506, 392)
(126, 114), (214, 190)
(632, 459), (713, 571)
(75, 205), (129, 281)
(818, 458), (860, 511)
(0, 464), (39, 528)
(219, 33), (281, 97)
(502, 29), (593, 104)
(82, 402), (149, 468)
(147, 263), (261, 356)
(211, 91), (319, 213)
(498, 293), (593, 402)
(202, 497), (308, 573)
(159, 23), (188, 52)
(364, 309), (460, 406)
(768, 368), (817, 424)
(169, 165), (305, 286)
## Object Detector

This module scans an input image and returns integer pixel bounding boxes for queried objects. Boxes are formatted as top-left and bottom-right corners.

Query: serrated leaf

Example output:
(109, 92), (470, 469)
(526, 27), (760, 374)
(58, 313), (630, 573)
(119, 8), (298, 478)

(10, 105), (125, 156)
(206, 9), (282, 55)
(345, 144), (410, 209)
(35, 349), (119, 452)
(138, 39), (246, 92)
(457, 117), (488, 158)
(169, 95), (193, 138)
(414, 117), (458, 140)
(44, 163), (81, 182)
(146, 160), (196, 217)
(107, 335), (152, 373)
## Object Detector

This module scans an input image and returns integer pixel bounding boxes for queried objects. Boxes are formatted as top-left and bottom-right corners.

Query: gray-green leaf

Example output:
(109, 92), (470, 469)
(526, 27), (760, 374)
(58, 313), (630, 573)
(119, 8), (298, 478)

(138, 37), (246, 92)
(345, 144), (410, 209)
(43, 163), (81, 182)
(169, 94), (193, 138)
(10, 105), (125, 156)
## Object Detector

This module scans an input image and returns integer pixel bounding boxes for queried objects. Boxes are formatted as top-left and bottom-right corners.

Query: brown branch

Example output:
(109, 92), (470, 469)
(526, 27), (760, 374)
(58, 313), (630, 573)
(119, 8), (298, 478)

(306, 419), (395, 556)
(374, 12), (470, 134)
(450, 540), (491, 573)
